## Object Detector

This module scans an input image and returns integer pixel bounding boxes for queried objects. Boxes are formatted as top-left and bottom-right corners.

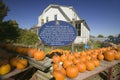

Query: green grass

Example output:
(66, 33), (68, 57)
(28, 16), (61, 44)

(42, 42), (102, 54)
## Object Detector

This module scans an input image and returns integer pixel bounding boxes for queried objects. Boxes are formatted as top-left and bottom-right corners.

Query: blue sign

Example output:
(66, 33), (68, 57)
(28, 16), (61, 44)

(38, 20), (77, 46)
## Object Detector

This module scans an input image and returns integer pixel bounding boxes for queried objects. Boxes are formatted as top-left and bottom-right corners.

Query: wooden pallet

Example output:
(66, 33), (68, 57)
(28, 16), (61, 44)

(30, 70), (52, 80)
(26, 57), (53, 72)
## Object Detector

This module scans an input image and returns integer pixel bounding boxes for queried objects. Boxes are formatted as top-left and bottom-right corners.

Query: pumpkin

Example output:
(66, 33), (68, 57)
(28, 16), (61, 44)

(53, 63), (59, 70)
(52, 55), (61, 63)
(64, 50), (70, 56)
(16, 62), (26, 70)
(54, 67), (66, 76)
(63, 60), (73, 68)
(34, 50), (46, 61)
(85, 60), (95, 71)
(97, 53), (104, 61)
(66, 65), (79, 78)
(73, 57), (81, 64)
(76, 62), (86, 73)
(73, 52), (80, 58)
(79, 56), (86, 63)
(0, 64), (11, 75)
(18, 58), (28, 67)
(104, 50), (115, 61)
(68, 54), (75, 61)
(60, 54), (67, 62)
(90, 54), (97, 59)
(28, 48), (37, 58)
(80, 51), (87, 56)
(115, 51), (120, 60)
(15, 58), (28, 70)
(91, 59), (100, 67)
(53, 70), (65, 80)
(15, 46), (23, 54)
(10, 57), (20, 67)
(15, 57), (28, 70)
(21, 47), (29, 55)
(86, 55), (91, 60)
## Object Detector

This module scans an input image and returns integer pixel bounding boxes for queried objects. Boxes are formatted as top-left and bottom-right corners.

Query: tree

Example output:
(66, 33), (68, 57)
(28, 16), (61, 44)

(17, 29), (39, 45)
(118, 34), (120, 38)
(97, 34), (104, 38)
(0, 1), (9, 22)
(90, 35), (95, 38)
(108, 35), (114, 39)
(0, 20), (19, 43)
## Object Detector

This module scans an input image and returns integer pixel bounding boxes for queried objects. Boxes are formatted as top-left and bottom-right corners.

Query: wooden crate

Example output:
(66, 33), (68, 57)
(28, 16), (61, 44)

(27, 57), (53, 72)
(30, 70), (52, 80)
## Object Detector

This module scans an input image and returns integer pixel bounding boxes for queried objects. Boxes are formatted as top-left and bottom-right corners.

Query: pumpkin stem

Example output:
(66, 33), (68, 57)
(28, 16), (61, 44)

(38, 48), (41, 51)
(58, 62), (63, 70)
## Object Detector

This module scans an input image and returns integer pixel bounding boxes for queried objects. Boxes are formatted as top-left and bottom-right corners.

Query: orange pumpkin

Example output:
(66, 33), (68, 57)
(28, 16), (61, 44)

(0, 64), (11, 75)
(53, 70), (65, 80)
(68, 54), (75, 61)
(80, 51), (87, 56)
(52, 55), (61, 63)
(53, 62), (66, 76)
(53, 63), (59, 70)
(73, 57), (81, 64)
(34, 50), (46, 61)
(28, 48), (37, 58)
(16, 63), (26, 70)
(85, 60), (95, 71)
(60, 54), (67, 62)
(19, 58), (28, 67)
(63, 60), (73, 68)
(76, 62), (86, 73)
(66, 65), (79, 78)
(73, 52), (80, 58)
(115, 51), (120, 60)
(91, 59), (100, 67)
(16, 58), (28, 70)
(97, 53), (104, 61)
(79, 56), (86, 63)
(104, 50), (115, 61)
(10, 57), (20, 67)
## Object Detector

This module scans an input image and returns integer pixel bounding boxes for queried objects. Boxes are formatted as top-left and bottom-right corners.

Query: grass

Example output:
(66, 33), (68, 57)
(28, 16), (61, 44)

(42, 42), (101, 54)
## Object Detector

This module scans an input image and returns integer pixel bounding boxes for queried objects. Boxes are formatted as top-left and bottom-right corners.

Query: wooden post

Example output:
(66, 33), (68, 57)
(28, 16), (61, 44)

(39, 19), (45, 51)
(108, 67), (113, 80)
(71, 18), (75, 53)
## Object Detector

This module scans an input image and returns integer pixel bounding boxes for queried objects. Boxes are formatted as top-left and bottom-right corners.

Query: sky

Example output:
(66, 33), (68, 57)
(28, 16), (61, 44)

(3, 0), (120, 37)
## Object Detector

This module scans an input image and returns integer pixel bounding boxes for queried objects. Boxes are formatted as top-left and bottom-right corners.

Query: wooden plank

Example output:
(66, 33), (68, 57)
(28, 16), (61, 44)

(30, 70), (52, 80)
(27, 57), (53, 71)
(66, 60), (120, 80)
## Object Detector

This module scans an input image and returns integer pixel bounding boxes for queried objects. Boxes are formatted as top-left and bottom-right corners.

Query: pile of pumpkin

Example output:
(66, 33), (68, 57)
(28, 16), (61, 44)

(10, 56), (28, 70)
(0, 44), (46, 61)
(0, 48), (29, 75)
(0, 44), (46, 75)
(49, 47), (120, 80)
(0, 56), (28, 75)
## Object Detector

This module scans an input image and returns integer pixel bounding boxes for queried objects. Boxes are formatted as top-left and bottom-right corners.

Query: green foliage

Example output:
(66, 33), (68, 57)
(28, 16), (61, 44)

(0, 1), (9, 22)
(97, 34), (104, 38)
(108, 35), (114, 39)
(17, 29), (39, 45)
(118, 34), (120, 38)
(0, 20), (19, 43)
(0, 1), (19, 43)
